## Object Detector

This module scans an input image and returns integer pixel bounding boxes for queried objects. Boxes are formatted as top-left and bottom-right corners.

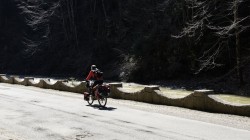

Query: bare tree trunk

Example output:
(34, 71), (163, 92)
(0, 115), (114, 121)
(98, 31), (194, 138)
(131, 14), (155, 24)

(60, 1), (70, 44)
(70, 0), (79, 49)
(0, 0), (2, 28)
(64, 0), (78, 50)
(94, 0), (97, 14)
(234, 0), (244, 85)
(65, 0), (74, 48)
(47, 24), (52, 49)
(102, 0), (107, 21)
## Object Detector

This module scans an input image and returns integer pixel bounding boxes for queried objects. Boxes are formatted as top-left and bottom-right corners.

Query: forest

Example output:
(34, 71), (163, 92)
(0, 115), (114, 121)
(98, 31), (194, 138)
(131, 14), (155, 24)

(0, 0), (250, 94)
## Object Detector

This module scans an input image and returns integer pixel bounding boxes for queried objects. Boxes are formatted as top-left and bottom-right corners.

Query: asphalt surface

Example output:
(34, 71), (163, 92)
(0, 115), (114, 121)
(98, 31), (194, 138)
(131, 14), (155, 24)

(0, 83), (250, 140)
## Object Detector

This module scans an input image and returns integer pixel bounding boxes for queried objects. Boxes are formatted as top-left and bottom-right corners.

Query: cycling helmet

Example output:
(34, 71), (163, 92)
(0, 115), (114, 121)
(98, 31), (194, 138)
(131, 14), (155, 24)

(91, 65), (97, 70)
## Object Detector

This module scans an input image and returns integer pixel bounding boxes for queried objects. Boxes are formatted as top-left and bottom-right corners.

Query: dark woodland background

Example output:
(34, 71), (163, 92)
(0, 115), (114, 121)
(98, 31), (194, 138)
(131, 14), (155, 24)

(0, 0), (250, 94)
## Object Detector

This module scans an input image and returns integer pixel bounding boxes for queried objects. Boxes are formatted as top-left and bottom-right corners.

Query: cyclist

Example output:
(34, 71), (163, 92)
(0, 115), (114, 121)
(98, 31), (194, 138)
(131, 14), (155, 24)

(85, 65), (103, 97)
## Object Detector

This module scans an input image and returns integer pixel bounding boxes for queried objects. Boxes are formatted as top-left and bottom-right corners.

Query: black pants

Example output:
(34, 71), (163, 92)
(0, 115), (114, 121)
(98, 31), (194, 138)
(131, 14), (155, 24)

(89, 80), (103, 95)
(92, 80), (103, 88)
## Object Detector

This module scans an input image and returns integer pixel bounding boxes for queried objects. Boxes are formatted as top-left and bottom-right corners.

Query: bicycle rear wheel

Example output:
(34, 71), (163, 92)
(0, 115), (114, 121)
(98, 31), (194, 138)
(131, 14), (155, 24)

(98, 97), (107, 107)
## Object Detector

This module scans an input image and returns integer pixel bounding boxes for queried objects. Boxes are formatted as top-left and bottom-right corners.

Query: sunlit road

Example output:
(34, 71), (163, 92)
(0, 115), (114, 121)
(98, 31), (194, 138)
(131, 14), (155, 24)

(0, 83), (250, 140)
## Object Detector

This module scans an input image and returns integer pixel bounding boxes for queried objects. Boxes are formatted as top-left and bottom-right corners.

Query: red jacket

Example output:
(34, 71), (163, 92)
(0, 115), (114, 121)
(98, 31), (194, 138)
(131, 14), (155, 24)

(86, 70), (103, 80)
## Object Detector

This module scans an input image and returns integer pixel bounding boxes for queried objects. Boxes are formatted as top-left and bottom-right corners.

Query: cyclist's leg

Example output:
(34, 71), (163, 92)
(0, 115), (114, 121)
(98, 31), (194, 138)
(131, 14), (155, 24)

(91, 81), (98, 95)
(95, 80), (103, 95)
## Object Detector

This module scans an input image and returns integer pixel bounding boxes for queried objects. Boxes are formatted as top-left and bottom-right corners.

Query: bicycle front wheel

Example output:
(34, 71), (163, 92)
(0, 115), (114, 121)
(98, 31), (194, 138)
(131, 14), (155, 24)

(87, 94), (94, 105)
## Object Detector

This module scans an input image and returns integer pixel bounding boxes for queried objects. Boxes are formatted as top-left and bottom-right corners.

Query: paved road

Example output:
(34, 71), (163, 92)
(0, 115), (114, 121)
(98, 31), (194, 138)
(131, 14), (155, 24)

(0, 83), (250, 140)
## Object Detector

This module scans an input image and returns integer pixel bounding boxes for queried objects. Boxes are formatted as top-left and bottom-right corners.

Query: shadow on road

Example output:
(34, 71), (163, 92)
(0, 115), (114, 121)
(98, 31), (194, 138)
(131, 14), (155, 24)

(86, 104), (117, 111)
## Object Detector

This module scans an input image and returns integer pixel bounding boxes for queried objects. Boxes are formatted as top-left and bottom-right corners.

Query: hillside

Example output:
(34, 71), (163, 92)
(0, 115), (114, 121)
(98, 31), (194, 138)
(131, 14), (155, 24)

(0, 0), (250, 94)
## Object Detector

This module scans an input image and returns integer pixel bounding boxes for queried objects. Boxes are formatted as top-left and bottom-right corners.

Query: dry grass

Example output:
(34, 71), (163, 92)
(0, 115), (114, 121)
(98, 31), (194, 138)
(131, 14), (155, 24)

(120, 83), (145, 92)
(160, 87), (192, 98)
(215, 94), (250, 105)
(120, 82), (193, 97)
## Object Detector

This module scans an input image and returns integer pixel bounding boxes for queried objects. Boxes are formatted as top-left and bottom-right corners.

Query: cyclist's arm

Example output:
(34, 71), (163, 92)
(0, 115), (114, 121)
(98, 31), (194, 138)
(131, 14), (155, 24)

(86, 71), (94, 80)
